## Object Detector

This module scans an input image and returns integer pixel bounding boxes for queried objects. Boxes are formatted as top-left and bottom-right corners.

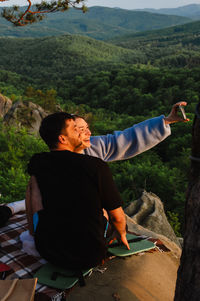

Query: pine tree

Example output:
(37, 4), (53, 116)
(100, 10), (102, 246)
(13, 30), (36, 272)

(1, 0), (87, 26)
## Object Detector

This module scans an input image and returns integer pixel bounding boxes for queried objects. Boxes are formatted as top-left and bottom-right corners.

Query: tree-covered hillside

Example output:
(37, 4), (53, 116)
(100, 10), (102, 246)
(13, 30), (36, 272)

(0, 6), (191, 40)
(2, 19), (200, 92)
(0, 35), (145, 86)
(1, 19), (200, 90)
(109, 20), (200, 68)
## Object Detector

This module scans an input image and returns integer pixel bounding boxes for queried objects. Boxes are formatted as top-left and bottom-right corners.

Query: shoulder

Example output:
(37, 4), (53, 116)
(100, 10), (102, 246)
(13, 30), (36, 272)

(29, 151), (51, 164)
(83, 153), (107, 166)
(28, 152), (50, 174)
(81, 153), (109, 173)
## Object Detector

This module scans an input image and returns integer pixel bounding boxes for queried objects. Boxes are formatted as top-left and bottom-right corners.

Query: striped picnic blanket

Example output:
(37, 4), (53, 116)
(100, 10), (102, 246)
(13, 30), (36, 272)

(0, 212), (66, 301)
(0, 212), (169, 301)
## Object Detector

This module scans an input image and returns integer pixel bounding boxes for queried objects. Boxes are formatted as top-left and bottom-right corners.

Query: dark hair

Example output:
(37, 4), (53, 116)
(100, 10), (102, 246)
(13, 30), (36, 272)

(72, 114), (86, 121)
(39, 112), (74, 149)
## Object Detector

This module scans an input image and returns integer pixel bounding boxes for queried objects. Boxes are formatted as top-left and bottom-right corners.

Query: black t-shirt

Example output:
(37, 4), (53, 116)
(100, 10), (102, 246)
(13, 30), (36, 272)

(28, 150), (122, 269)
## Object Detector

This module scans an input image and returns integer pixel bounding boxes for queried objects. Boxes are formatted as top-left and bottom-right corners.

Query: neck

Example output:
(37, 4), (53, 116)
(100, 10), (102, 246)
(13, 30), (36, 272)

(51, 144), (74, 152)
(75, 149), (84, 154)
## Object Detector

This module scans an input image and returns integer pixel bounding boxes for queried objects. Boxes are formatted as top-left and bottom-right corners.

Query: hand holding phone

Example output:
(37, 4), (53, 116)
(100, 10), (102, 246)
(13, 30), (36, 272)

(164, 101), (189, 124)
(179, 105), (187, 120)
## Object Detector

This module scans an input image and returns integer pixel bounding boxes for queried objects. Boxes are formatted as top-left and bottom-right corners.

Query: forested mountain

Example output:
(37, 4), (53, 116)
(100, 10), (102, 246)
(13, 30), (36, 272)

(135, 4), (200, 20)
(109, 20), (200, 67)
(0, 35), (146, 86)
(2, 18), (200, 88)
(0, 6), (191, 39)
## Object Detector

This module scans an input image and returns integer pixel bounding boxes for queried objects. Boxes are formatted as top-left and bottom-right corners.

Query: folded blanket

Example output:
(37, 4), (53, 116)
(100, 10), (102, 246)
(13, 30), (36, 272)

(0, 213), (65, 301)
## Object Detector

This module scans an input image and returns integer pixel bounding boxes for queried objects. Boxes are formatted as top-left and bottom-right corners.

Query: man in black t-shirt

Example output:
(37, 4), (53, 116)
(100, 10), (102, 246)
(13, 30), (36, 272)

(27, 112), (129, 269)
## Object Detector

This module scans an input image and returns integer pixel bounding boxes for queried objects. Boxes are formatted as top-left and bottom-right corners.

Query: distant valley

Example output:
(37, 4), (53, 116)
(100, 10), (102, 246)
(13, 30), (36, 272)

(0, 6), (191, 39)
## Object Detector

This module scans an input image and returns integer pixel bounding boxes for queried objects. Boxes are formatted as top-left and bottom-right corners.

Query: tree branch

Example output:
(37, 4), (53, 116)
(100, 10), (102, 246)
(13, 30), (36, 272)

(1, 0), (87, 26)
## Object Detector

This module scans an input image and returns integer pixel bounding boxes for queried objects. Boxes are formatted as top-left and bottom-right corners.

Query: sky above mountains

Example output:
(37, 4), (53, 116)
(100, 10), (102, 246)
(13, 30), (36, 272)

(87, 0), (200, 9)
(1, 0), (200, 8)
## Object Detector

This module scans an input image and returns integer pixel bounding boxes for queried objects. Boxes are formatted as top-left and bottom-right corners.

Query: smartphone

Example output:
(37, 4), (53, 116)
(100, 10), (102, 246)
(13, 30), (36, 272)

(179, 105), (187, 120)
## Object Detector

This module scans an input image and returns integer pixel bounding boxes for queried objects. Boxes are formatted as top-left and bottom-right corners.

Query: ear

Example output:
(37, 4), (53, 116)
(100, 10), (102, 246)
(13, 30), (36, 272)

(58, 134), (67, 144)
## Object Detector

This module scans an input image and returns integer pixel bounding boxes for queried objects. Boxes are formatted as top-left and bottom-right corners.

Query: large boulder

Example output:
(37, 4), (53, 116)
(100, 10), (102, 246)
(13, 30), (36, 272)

(3, 101), (47, 133)
(67, 217), (181, 301)
(124, 191), (181, 247)
(0, 94), (12, 118)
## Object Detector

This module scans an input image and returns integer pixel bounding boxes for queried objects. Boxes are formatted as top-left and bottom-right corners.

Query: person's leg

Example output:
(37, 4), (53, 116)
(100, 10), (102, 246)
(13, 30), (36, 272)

(0, 199), (26, 228)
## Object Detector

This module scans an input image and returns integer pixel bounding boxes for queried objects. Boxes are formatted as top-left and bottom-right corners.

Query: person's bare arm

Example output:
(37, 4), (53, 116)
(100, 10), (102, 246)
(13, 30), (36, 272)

(25, 179), (34, 235)
(25, 176), (43, 236)
(109, 207), (130, 250)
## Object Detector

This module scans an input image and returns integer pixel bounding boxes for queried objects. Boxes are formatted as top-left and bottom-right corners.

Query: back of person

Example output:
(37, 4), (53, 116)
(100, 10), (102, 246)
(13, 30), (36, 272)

(28, 149), (122, 269)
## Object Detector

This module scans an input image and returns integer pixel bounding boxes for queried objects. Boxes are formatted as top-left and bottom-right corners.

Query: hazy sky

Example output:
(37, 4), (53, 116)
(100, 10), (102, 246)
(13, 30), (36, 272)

(87, 0), (200, 9)
(1, 0), (200, 9)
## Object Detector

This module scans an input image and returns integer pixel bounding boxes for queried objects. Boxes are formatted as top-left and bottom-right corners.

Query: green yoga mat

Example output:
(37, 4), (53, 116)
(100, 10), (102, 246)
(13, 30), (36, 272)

(34, 263), (92, 289)
(108, 233), (156, 257)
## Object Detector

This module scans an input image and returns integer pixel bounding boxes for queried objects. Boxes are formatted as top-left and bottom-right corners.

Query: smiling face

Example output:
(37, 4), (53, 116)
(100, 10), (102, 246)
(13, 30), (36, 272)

(75, 117), (91, 152)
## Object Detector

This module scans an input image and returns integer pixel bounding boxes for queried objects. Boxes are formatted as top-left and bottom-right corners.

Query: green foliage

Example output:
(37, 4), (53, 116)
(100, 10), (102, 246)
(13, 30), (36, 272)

(0, 120), (47, 203)
(109, 152), (187, 218)
(167, 211), (181, 237)
(24, 87), (58, 111)
(0, 70), (26, 99)
(110, 19), (200, 68)
(0, 36), (144, 87)
(63, 66), (200, 118)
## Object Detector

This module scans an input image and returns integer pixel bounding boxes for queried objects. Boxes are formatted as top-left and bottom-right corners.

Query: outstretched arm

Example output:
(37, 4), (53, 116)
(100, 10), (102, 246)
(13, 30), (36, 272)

(85, 115), (170, 162)
(85, 101), (189, 162)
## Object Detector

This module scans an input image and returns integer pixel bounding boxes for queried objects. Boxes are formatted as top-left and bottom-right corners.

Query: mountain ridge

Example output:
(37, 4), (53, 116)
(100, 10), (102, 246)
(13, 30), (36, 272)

(0, 6), (191, 40)
(107, 19), (200, 67)
(133, 4), (200, 19)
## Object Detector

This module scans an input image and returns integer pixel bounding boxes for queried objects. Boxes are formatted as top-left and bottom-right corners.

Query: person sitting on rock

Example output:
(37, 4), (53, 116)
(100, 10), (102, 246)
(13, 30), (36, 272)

(26, 112), (129, 269)
(0, 101), (188, 226)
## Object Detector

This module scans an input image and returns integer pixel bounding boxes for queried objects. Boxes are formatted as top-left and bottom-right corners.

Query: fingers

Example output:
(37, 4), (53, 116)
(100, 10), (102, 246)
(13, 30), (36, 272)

(173, 101), (187, 107)
(108, 235), (130, 250)
(172, 102), (187, 115)
(164, 101), (190, 124)
(121, 235), (130, 250)
(175, 102), (189, 121)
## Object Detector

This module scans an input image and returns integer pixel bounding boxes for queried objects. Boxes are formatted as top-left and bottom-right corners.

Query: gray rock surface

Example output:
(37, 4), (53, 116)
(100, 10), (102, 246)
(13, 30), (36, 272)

(124, 191), (181, 247)
(0, 94), (12, 118)
(3, 101), (47, 133)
